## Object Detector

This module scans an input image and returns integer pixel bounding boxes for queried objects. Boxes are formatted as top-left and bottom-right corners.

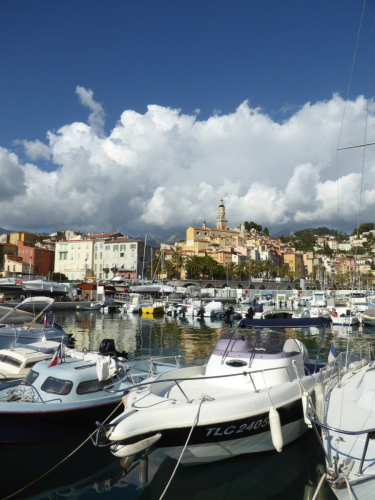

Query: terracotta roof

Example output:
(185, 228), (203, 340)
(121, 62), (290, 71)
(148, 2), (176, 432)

(191, 227), (238, 234)
(85, 232), (123, 239)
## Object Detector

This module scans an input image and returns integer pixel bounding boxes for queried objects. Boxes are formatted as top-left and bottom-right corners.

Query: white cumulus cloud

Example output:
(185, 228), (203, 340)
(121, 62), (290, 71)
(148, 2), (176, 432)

(0, 90), (375, 235)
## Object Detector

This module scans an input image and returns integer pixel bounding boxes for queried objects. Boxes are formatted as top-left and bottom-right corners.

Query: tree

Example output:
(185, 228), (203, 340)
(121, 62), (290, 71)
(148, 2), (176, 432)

(185, 255), (204, 278)
(262, 259), (272, 280)
(51, 272), (68, 281)
(171, 252), (186, 279)
(352, 223), (375, 236)
(202, 256), (218, 278)
(263, 227), (270, 236)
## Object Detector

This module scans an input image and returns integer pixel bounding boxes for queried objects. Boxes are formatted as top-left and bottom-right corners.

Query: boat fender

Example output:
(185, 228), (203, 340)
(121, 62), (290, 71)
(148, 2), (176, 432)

(111, 433), (162, 457)
(301, 391), (312, 427)
(119, 455), (135, 470)
(269, 407), (283, 452)
(96, 356), (110, 382)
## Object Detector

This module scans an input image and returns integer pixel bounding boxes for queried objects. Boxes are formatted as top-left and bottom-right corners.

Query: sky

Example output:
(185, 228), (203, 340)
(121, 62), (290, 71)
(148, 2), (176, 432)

(1, 0), (375, 237)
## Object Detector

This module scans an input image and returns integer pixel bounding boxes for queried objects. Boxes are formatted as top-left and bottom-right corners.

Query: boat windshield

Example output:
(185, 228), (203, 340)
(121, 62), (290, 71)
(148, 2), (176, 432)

(214, 330), (302, 357)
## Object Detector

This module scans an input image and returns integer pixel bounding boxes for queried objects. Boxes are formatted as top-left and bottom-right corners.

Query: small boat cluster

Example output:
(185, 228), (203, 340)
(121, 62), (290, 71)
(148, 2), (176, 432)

(0, 291), (374, 499)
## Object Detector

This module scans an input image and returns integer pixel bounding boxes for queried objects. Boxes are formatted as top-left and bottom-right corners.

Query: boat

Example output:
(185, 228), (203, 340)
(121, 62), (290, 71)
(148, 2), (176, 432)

(310, 292), (327, 307)
(307, 341), (375, 500)
(94, 327), (320, 465)
(76, 301), (104, 311)
(0, 339), (180, 442)
(241, 309), (329, 328)
(0, 296), (71, 349)
(140, 303), (165, 315)
(0, 341), (59, 381)
(359, 307), (375, 326)
(330, 306), (359, 326)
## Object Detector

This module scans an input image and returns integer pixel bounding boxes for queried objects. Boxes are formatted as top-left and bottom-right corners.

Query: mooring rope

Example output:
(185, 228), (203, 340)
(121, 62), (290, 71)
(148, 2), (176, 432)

(159, 393), (213, 500)
(311, 472), (326, 500)
(2, 399), (124, 500)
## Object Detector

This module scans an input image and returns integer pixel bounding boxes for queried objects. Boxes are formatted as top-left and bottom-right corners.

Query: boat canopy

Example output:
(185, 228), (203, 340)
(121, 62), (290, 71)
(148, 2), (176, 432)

(213, 330), (303, 359)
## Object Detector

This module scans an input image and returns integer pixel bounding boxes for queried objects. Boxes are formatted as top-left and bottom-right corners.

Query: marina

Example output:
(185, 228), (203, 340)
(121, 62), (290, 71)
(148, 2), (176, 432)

(1, 306), (374, 499)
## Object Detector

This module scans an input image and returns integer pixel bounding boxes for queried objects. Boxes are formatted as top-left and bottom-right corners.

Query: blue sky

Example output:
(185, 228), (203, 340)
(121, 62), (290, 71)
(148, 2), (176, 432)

(1, 0), (375, 235)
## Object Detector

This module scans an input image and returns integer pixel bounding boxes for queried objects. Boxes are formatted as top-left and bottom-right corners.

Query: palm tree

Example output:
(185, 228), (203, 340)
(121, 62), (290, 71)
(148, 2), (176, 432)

(202, 256), (218, 278)
(235, 262), (248, 281)
(262, 259), (272, 281)
(171, 252), (186, 279)
(186, 255), (204, 279)
(227, 261), (236, 279)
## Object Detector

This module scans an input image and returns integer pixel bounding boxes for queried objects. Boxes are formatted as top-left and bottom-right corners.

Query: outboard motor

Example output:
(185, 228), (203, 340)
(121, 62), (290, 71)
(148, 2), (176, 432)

(99, 339), (128, 359)
(197, 306), (205, 318)
(225, 305), (234, 319)
(246, 306), (255, 319)
(179, 305), (187, 316)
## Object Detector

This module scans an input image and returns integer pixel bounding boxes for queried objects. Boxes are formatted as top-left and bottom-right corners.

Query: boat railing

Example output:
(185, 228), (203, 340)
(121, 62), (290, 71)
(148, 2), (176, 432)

(318, 342), (373, 392)
(109, 355), (183, 387)
(104, 361), (310, 396)
(307, 409), (375, 475)
(4, 382), (62, 404)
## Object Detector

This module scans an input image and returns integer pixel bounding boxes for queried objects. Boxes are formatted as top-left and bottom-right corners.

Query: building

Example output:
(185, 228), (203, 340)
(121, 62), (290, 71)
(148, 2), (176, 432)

(15, 241), (54, 276)
(283, 252), (304, 279)
(54, 237), (94, 281)
(0, 243), (18, 274)
(93, 237), (154, 280)
(8, 231), (44, 245)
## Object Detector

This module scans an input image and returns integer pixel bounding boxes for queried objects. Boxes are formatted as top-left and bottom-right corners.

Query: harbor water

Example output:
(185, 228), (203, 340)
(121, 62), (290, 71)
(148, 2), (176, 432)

(2, 308), (374, 500)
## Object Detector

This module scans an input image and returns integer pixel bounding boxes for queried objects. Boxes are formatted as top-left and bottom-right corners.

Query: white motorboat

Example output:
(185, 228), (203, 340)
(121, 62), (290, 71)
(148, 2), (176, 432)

(307, 342), (375, 500)
(96, 328), (318, 465)
(0, 340), (59, 381)
(200, 300), (224, 317)
(0, 296), (71, 349)
(0, 339), (180, 443)
(359, 307), (375, 326)
(310, 292), (327, 307)
(330, 306), (359, 326)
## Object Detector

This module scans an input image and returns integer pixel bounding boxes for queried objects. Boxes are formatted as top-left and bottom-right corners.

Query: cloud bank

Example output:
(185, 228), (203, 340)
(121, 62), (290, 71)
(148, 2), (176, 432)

(2, 89), (375, 236)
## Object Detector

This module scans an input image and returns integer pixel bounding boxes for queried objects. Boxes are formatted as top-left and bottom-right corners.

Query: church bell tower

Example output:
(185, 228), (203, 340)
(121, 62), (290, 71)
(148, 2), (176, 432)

(216, 198), (228, 230)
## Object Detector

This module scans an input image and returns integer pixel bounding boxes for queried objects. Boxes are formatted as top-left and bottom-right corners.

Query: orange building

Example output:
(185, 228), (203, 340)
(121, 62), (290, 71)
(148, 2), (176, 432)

(16, 241), (54, 276)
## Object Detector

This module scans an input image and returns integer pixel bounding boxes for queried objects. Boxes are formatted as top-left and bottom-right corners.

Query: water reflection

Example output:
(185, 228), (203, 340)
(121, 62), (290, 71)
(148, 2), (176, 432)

(0, 428), (334, 500)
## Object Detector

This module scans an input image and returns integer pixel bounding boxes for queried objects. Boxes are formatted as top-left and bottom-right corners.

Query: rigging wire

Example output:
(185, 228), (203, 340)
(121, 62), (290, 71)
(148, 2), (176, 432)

(336, 0), (367, 246)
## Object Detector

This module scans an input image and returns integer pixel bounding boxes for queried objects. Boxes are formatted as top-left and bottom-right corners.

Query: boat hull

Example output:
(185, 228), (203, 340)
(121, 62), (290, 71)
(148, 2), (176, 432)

(110, 398), (306, 464)
(0, 399), (123, 443)
(240, 316), (329, 328)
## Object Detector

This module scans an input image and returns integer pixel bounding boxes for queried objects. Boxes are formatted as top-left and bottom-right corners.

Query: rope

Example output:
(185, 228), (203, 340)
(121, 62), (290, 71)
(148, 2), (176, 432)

(311, 472), (326, 500)
(159, 394), (213, 500)
(2, 399), (124, 500)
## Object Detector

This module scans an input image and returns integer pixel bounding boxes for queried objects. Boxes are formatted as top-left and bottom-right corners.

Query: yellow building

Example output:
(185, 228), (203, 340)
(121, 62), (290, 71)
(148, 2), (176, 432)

(283, 252), (304, 278)
(8, 231), (43, 245)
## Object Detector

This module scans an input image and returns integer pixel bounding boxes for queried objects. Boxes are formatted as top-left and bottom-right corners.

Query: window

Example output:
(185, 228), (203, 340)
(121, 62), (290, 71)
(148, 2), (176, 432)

(23, 369), (39, 385)
(100, 264), (102, 271)
(86, 244), (89, 249)
(86, 253), (89, 260)
(71, 244), (74, 249)
(41, 377), (73, 395)
(0, 354), (22, 367)
(94, 253), (97, 259)
(105, 245), (110, 250)
(24, 360), (39, 369)
(59, 253), (67, 260)
(120, 245), (125, 251)
(100, 252), (102, 259)
(25, 250), (28, 254)
(76, 379), (107, 394)
(100, 243), (103, 249)
(113, 245), (118, 251)
(78, 244), (81, 249)
(94, 264), (97, 271)
(120, 252), (124, 257)
(70, 254), (73, 260)
(130, 244), (136, 249)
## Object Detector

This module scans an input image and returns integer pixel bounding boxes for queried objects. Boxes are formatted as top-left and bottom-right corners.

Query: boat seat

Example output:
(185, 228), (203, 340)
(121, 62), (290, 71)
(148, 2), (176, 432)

(283, 339), (300, 355)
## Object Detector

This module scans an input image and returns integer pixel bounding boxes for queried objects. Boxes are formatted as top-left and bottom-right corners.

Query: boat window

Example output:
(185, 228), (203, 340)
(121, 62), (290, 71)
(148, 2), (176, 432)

(25, 360), (39, 369)
(76, 379), (108, 394)
(0, 354), (22, 367)
(41, 377), (73, 395)
(24, 369), (39, 385)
